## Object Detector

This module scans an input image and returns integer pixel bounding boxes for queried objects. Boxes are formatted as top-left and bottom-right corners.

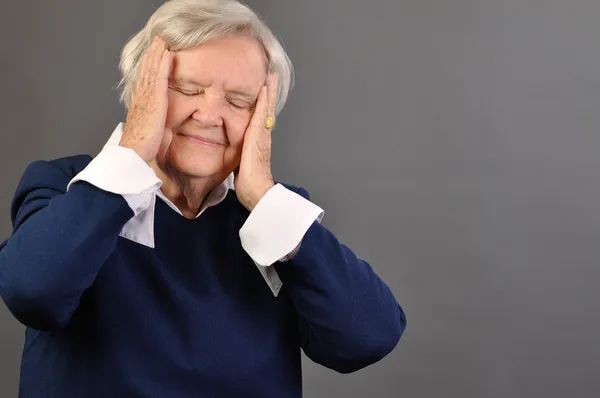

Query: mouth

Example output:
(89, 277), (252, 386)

(179, 133), (225, 147)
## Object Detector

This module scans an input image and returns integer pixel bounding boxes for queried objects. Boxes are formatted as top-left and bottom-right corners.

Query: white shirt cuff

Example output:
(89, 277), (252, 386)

(239, 184), (324, 267)
(66, 145), (162, 216)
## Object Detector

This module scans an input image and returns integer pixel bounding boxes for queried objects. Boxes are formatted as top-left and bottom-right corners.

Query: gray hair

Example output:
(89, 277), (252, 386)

(117, 0), (293, 115)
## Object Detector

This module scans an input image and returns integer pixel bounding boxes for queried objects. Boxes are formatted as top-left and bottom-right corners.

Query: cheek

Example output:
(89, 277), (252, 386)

(224, 112), (252, 147)
(165, 94), (194, 128)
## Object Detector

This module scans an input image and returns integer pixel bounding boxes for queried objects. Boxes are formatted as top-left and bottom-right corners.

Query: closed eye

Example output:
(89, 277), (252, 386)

(226, 97), (252, 110)
(168, 85), (254, 109)
(169, 85), (202, 96)
(228, 101), (248, 109)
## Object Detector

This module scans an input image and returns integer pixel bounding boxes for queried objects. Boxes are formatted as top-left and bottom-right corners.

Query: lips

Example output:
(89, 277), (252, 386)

(179, 133), (225, 146)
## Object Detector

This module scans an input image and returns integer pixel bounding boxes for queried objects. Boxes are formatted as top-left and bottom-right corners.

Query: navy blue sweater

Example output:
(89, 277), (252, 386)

(0, 155), (406, 397)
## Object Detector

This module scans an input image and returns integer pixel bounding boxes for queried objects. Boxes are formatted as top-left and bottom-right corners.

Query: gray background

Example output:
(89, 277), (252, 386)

(1, 0), (599, 397)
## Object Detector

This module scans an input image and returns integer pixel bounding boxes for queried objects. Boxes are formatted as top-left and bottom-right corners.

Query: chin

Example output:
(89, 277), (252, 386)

(159, 138), (225, 178)
(168, 154), (224, 178)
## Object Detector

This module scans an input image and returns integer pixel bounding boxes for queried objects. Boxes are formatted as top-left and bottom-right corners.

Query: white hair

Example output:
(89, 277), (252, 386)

(117, 0), (293, 115)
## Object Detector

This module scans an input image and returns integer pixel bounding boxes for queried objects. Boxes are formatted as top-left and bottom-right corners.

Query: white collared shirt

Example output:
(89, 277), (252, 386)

(66, 123), (324, 296)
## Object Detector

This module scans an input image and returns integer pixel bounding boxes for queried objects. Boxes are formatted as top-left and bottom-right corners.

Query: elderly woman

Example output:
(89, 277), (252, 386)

(0, 0), (406, 397)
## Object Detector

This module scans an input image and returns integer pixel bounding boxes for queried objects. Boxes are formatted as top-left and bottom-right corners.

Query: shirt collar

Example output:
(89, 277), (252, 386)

(107, 122), (235, 219)
(101, 124), (283, 296)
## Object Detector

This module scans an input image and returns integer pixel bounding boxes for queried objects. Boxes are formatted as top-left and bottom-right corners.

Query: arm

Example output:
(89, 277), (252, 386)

(239, 185), (406, 373)
(0, 38), (180, 331)
(276, 219), (406, 374)
(0, 152), (157, 331)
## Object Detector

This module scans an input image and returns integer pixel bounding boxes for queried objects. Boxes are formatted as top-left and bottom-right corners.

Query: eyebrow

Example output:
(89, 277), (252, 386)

(169, 77), (203, 87)
(170, 77), (256, 100)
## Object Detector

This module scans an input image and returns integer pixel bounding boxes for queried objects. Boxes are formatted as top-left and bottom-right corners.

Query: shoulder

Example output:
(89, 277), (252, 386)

(8, 154), (93, 228)
(18, 154), (93, 187)
(12, 154), (93, 205)
(276, 182), (311, 200)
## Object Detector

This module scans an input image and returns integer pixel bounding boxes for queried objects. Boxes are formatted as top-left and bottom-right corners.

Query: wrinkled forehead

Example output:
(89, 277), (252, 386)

(170, 36), (268, 93)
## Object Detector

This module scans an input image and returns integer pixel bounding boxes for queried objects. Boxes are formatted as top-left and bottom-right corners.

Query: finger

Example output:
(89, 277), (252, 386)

(139, 36), (162, 88)
(266, 73), (279, 117)
(135, 36), (158, 91)
(248, 86), (268, 133)
(138, 36), (164, 90)
(157, 49), (171, 89)
(147, 36), (167, 84)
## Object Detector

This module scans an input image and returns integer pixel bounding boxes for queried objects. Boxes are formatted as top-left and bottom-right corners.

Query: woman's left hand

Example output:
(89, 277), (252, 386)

(235, 73), (278, 211)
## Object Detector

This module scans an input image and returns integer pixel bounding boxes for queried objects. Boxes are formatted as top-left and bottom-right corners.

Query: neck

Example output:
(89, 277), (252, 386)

(150, 162), (221, 219)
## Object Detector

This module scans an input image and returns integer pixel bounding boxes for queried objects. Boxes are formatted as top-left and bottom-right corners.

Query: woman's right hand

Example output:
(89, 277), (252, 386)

(119, 35), (172, 164)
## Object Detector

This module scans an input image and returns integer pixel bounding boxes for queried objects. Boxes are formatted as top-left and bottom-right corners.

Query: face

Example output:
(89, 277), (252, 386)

(158, 35), (267, 180)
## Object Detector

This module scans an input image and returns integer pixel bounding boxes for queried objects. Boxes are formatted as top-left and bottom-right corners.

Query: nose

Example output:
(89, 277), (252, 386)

(191, 94), (224, 128)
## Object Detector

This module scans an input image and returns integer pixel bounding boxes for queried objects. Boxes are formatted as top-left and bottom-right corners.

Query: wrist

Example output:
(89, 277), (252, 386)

(244, 181), (275, 211)
(118, 139), (153, 164)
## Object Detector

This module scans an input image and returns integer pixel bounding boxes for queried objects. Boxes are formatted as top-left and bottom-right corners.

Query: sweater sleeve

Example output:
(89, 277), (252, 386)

(273, 187), (407, 374)
(0, 158), (134, 331)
